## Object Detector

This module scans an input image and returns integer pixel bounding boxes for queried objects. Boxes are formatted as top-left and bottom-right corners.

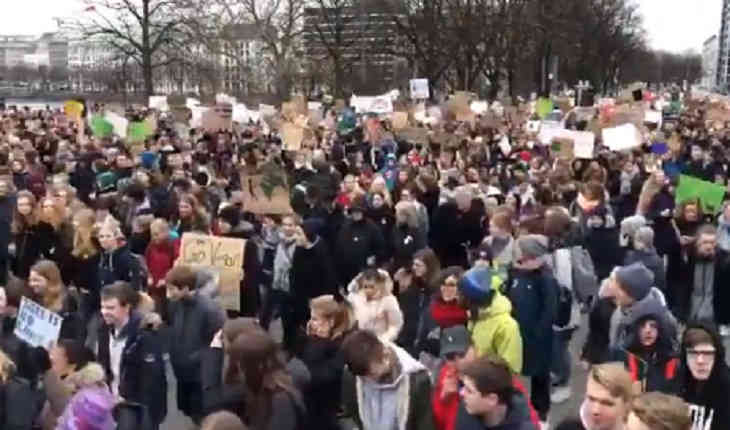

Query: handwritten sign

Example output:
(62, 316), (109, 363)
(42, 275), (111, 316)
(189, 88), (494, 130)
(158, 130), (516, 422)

(15, 297), (63, 349)
(180, 233), (246, 311)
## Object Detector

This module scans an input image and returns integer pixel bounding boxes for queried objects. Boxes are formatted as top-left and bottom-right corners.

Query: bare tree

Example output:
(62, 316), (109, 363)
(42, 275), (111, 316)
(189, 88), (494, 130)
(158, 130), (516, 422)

(69, 0), (185, 96)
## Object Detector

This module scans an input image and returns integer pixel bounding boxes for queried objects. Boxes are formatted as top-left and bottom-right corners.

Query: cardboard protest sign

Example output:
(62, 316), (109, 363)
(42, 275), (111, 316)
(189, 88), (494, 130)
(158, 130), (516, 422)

(14, 297), (63, 349)
(551, 137), (574, 159)
(602, 123), (642, 151)
(706, 108), (730, 122)
(202, 103), (233, 132)
(446, 92), (473, 122)
(397, 127), (429, 145)
(538, 121), (562, 145)
(148, 96), (169, 111)
(240, 162), (292, 214)
(554, 97), (573, 113)
(391, 112), (409, 130)
(167, 94), (186, 107)
(675, 175), (726, 215)
(90, 115), (113, 138)
(171, 107), (191, 124)
(179, 233), (245, 311)
(409, 79), (430, 99)
(280, 122), (305, 151)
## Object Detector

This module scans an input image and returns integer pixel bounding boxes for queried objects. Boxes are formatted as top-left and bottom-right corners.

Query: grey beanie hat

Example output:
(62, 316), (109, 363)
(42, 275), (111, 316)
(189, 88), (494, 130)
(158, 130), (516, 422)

(620, 215), (647, 245)
(615, 262), (654, 301)
(516, 234), (550, 260)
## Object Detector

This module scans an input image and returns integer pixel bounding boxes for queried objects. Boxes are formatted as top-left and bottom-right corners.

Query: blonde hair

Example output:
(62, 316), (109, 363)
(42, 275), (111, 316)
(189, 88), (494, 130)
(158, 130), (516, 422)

(38, 196), (65, 230)
(589, 362), (636, 404)
(0, 350), (16, 384)
(631, 392), (691, 430)
(150, 218), (170, 235)
(369, 175), (393, 206)
(67, 362), (107, 391)
(309, 295), (353, 339)
(72, 209), (99, 258)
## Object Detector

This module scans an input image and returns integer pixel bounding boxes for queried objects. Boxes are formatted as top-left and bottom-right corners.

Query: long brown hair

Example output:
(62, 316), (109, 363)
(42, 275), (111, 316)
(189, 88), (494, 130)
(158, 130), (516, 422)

(38, 196), (65, 230)
(12, 190), (38, 233)
(226, 329), (302, 429)
(413, 248), (441, 288)
(30, 260), (66, 310)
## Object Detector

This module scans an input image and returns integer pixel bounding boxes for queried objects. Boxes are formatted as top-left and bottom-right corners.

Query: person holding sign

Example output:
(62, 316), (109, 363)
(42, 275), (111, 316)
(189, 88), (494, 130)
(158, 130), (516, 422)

(28, 260), (85, 342)
(165, 265), (225, 424)
(96, 281), (167, 428)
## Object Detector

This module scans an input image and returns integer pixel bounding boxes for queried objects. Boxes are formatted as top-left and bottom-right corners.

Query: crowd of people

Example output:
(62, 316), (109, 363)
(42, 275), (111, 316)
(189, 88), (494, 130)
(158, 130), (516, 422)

(0, 92), (725, 430)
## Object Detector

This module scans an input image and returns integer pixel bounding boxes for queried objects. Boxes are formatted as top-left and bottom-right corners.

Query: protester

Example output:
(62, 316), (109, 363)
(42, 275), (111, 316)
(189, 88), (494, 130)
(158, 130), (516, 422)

(55, 362), (117, 430)
(626, 392), (690, 430)
(341, 329), (435, 430)
(68, 208), (102, 319)
(300, 295), (351, 430)
(455, 354), (539, 430)
(678, 322), (730, 430)
(165, 264), (225, 424)
(11, 190), (55, 279)
(346, 268), (403, 342)
(96, 281), (167, 427)
(201, 411), (248, 430)
(580, 363), (634, 430)
(458, 266), (523, 374)
(97, 220), (145, 291)
(28, 259), (85, 341)
(335, 196), (386, 286)
(145, 218), (179, 311)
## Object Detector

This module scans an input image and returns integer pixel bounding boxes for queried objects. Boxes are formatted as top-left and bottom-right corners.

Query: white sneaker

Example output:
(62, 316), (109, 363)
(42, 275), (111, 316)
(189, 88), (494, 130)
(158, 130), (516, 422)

(550, 385), (572, 404)
(539, 419), (550, 430)
(721, 325), (730, 337)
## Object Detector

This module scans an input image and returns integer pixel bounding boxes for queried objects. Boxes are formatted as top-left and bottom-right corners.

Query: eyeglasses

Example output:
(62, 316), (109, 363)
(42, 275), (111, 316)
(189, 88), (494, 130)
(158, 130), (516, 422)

(687, 349), (716, 358)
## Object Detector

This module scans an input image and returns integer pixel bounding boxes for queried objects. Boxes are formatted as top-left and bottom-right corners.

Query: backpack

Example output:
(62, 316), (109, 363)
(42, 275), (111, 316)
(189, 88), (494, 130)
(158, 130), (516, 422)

(570, 246), (599, 305)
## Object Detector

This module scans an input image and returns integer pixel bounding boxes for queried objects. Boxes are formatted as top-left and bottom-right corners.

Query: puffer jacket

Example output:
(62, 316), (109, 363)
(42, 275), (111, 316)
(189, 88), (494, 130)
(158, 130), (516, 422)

(468, 291), (523, 374)
(347, 270), (403, 342)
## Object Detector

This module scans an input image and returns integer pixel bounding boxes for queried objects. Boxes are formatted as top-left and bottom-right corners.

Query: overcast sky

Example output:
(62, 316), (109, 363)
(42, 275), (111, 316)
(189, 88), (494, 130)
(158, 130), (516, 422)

(0, 0), (725, 53)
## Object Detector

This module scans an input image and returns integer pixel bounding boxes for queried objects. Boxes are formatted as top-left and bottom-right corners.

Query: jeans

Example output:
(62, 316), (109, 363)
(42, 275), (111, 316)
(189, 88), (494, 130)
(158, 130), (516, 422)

(530, 371), (551, 421)
(551, 328), (574, 386)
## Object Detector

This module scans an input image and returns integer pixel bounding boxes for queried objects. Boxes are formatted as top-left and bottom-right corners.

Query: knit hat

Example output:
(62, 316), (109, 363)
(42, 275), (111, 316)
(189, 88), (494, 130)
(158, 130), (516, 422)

(440, 325), (470, 358)
(516, 234), (549, 260)
(620, 215), (646, 246)
(458, 267), (493, 305)
(302, 218), (322, 242)
(218, 205), (240, 228)
(615, 262), (654, 301)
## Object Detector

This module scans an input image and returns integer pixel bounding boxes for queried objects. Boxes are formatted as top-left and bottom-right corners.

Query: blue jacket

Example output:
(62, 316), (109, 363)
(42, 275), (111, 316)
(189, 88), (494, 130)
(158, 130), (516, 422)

(505, 266), (558, 376)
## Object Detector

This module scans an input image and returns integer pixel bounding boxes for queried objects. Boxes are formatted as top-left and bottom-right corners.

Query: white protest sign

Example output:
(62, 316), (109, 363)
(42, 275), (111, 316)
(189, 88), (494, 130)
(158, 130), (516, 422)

(191, 106), (209, 128)
(186, 98), (200, 109)
(104, 111), (128, 139)
(148, 96), (169, 112)
(409, 79), (430, 99)
(538, 121), (563, 145)
(564, 130), (595, 159)
(498, 135), (512, 156)
(526, 120), (541, 133)
(259, 104), (277, 117)
(470, 101), (489, 114)
(644, 110), (662, 125)
(233, 104), (253, 124)
(215, 93), (236, 105)
(15, 297), (63, 349)
(350, 95), (394, 114)
(602, 123), (642, 151)
(307, 101), (322, 111)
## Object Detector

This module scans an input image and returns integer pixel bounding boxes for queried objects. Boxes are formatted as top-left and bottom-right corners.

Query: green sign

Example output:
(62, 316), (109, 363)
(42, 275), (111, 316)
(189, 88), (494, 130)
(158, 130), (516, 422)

(536, 98), (553, 119)
(90, 115), (113, 138)
(128, 121), (153, 142)
(675, 174), (726, 215)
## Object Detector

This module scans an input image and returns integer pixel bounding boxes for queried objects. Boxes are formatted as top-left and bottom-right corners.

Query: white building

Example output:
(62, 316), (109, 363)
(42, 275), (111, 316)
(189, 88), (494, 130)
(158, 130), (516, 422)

(703, 35), (719, 89)
(0, 33), (67, 70)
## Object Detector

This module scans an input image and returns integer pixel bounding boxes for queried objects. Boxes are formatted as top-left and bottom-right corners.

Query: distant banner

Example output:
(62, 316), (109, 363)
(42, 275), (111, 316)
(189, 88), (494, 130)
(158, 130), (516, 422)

(350, 94), (394, 114)
(15, 297), (63, 349)
(179, 233), (246, 311)
(409, 79), (430, 99)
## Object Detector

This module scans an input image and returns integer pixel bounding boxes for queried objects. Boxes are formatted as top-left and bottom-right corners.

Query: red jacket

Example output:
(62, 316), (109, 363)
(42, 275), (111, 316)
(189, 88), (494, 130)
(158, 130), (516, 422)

(432, 362), (541, 430)
(145, 238), (180, 286)
(430, 299), (468, 329)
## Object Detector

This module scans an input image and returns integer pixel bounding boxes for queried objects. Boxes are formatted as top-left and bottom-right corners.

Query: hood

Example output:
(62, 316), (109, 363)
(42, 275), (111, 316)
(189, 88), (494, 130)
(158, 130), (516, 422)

(624, 301), (676, 358)
(479, 291), (512, 320)
(457, 392), (533, 430)
(680, 321), (730, 396)
(347, 268), (393, 296)
(369, 342), (426, 390)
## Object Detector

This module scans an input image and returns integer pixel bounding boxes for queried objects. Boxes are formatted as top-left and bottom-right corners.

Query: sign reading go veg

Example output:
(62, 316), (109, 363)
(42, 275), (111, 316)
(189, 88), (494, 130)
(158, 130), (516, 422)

(180, 233), (246, 311)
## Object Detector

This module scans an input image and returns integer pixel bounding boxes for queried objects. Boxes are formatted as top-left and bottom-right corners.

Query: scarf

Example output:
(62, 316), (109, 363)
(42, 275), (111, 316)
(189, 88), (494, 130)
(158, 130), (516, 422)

(620, 167), (639, 196)
(272, 238), (296, 293)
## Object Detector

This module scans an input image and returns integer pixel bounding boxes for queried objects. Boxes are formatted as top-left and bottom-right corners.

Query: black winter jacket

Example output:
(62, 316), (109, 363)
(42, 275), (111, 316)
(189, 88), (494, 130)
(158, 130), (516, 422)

(167, 293), (225, 382)
(98, 313), (168, 424)
(335, 218), (385, 285)
(300, 336), (345, 430)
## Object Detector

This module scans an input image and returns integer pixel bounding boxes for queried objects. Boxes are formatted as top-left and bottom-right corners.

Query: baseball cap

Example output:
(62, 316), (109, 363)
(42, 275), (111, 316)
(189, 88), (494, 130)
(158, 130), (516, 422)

(440, 325), (470, 358)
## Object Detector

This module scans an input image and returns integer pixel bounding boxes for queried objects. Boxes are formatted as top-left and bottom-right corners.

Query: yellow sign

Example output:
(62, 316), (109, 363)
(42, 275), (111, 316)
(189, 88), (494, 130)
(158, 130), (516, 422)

(179, 233), (246, 311)
(64, 101), (83, 120)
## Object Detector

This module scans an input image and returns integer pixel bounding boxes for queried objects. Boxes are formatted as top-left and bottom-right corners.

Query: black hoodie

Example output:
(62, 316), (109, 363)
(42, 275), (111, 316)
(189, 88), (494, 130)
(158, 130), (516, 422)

(455, 392), (537, 430)
(679, 321), (730, 430)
